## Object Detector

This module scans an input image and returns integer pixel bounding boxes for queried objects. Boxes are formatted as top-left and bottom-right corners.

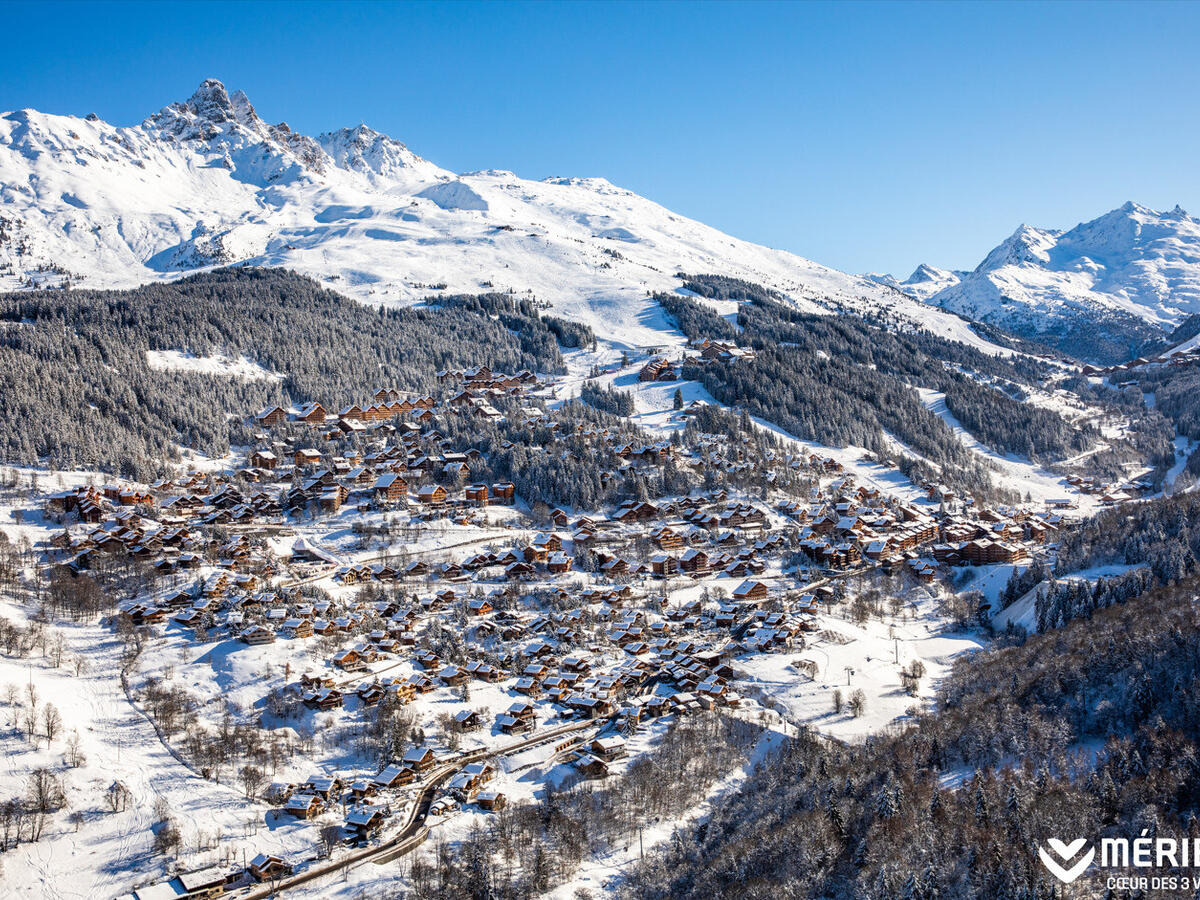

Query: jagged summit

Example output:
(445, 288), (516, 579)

(863, 263), (960, 301)
(185, 78), (242, 123)
(905, 263), (955, 286)
(975, 224), (1058, 272)
(149, 79), (258, 133)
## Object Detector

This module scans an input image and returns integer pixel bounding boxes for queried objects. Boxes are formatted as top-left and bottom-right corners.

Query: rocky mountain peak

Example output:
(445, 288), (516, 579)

(185, 78), (238, 123)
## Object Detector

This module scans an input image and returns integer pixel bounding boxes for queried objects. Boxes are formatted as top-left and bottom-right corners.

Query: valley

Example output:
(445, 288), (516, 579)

(0, 77), (1197, 900)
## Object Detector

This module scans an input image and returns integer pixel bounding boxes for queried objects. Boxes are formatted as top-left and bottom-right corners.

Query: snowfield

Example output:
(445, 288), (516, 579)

(145, 350), (283, 382)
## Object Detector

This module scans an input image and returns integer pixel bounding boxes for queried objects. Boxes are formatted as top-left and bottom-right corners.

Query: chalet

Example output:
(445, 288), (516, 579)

(513, 677), (542, 696)
(173, 608), (204, 628)
(303, 774), (343, 802)
(653, 527), (685, 551)
(588, 736), (628, 762)
(373, 763), (415, 789)
(248, 853), (293, 881)
(467, 661), (504, 682)
(300, 672), (337, 690)
(438, 665), (469, 687)
(373, 472), (407, 504)
(507, 700), (536, 723)
(240, 624), (275, 645)
(174, 866), (228, 899)
(440, 562), (467, 582)
(599, 556), (628, 576)
(356, 682), (385, 706)
(639, 357), (676, 382)
(651, 554), (679, 577)
(560, 654), (590, 676)
(700, 339), (744, 362)
(281, 618), (313, 639)
(476, 791), (507, 811)
(255, 405), (287, 427)
(491, 482), (516, 504)
(295, 448), (322, 467)
(302, 688), (343, 710)
(614, 500), (659, 521)
(732, 579), (769, 603)
(497, 714), (533, 735)
(129, 605), (167, 626)
(403, 746), (437, 773)
(416, 484), (448, 507)
(249, 449), (278, 469)
(523, 544), (549, 564)
(333, 648), (365, 671)
(564, 693), (613, 718)
(346, 804), (388, 838)
(132, 868), (226, 900)
(465, 484), (489, 505)
(296, 402), (327, 424)
(679, 547), (709, 575)
(454, 709), (483, 731)
(405, 673), (434, 696)
(285, 793), (323, 819)
(908, 559), (938, 582)
(573, 754), (610, 779)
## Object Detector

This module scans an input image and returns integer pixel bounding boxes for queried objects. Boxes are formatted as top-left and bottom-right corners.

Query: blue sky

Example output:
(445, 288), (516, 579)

(3, 0), (1199, 276)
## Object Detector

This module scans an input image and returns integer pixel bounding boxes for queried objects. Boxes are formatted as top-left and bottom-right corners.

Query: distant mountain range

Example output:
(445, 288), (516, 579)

(878, 202), (1200, 362)
(2, 79), (1197, 362)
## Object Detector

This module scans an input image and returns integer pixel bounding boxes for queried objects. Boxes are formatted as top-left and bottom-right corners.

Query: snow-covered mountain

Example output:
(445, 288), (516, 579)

(0, 79), (998, 349)
(865, 263), (961, 301)
(908, 203), (1200, 362)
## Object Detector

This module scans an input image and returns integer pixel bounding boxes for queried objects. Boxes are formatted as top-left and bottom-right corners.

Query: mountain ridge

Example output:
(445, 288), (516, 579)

(0, 79), (1002, 351)
(887, 202), (1200, 362)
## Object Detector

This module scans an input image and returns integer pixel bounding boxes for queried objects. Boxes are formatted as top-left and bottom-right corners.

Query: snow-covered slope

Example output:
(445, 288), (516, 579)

(0, 79), (1000, 349)
(911, 203), (1200, 361)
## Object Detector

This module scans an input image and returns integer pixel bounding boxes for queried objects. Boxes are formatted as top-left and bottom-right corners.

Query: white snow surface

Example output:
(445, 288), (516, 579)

(144, 349), (282, 381)
(0, 79), (1004, 351)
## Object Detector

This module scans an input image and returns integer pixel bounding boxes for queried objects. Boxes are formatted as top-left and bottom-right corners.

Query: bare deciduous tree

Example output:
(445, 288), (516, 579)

(42, 703), (62, 743)
(239, 764), (264, 799)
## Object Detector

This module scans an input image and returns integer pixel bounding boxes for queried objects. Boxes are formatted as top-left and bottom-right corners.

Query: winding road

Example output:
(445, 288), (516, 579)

(235, 717), (604, 898)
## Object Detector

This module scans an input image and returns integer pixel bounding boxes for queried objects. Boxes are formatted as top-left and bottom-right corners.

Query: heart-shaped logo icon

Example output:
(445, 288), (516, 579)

(1038, 838), (1094, 883)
